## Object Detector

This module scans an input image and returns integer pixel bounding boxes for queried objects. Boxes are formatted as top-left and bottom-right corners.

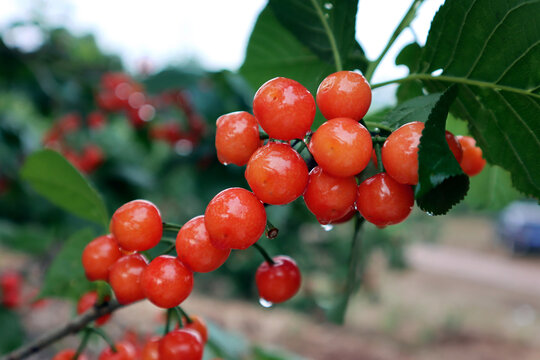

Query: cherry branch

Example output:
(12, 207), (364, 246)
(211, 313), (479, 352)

(1, 299), (126, 360)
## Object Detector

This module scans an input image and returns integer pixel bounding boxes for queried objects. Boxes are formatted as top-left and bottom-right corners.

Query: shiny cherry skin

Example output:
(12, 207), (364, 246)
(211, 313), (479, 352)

(98, 341), (138, 360)
(356, 173), (414, 226)
(445, 130), (463, 163)
(308, 117), (372, 177)
(381, 121), (423, 185)
(52, 349), (88, 360)
(82, 234), (122, 281)
(215, 111), (261, 166)
(108, 253), (148, 304)
(245, 142), (308, 205)
(76, 291), (111, 326)
(159, 329), (203, 360)
(253, 77), (315, 141)
(457, 135), (487, 176)
(303, 166), (358, 224)
(176, 216), (231, 273)
(140, 255), (193, 308)
(141, 336), (160, 360)
(256, 255), (301, 304)
(183, 315), (208, 344)
(110, 200), (163, 251)
(316, 71), (372, 121)
(204, 188), (266, 250)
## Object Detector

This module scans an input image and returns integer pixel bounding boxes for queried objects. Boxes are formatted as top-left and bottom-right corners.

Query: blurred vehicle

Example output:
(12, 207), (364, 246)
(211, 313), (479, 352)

(498, 201), (540, 253)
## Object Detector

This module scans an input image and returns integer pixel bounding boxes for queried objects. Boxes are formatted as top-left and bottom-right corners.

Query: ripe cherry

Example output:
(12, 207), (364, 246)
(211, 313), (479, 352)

(184, 315), (208, 344)
(253, 77), (315, 141)
(308, 117), (372, 177)
(303, 166), (358, 224)
(316, 71), (372, 121)
(215, 111), (261, 166)
(159, 328), (203, 360)
(457, 135), (487, 176)
(245, 142), (309, 205)
(176, 216), (231, 273)
(445, 130), (463, 163)
(141, 336), (160, 360)
(82, 234), (122, 281)
(0, 271), (22, 309)
(98, 341), (138, 360)
(140, 255), (193, 308)
(356, 173), (414, 226)
(52, 349), (88, 360)
(76, 291), (111, 326)
(110, 200), (163, 251)
(256, 256), (301, 304)
(108, 253), (148, 304)
(204, 188), (266, 250)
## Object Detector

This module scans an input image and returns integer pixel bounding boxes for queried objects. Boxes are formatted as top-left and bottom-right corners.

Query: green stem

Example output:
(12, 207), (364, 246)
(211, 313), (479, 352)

(164, 309), (174, 336)
(173, 307), (184, 328)
(73, 328), (92, 359)
(163, 243), (176, 255)
(86, 327), (116, 352)
(162, 222), (183, 232)
(252, 242), (275, 265)
(364, 0), (425, 81)
(310, 0), (343, 72)
(370, 73), (540, 99)
(374, 142), (384, 173)
(176, 306), (192, 324)
(364, 121), (392, 133)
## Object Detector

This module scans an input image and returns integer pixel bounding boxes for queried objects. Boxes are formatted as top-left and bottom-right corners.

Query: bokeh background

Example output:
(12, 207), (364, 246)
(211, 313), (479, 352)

(1, 0), (539, 359)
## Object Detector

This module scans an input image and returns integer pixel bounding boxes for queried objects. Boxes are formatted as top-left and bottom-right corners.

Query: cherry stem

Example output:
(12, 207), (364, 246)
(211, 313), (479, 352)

(95, 281), (110, 305)
(162, 222), (183, 232)
(374, 141), (384, 173)
(164, 308), (174, 335)
(265, 220), (279, 239)
(252, 242), (275, 265)
(86, 327), (117, 353)
(73, 328), (92, 359)
(163, 243), (176, 255)
(176, 306), (192, 324)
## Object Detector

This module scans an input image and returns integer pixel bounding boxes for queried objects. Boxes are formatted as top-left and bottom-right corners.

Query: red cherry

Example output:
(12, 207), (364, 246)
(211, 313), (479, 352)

(109, 254), (148, 304)
(76, 291), (111, 326)
(204, 188), (267, 250)
(110, 200), (163, 251)
(57, 113), (82, 135)
(215, 111), (261, 166)
(98, 341), (138, 360)
(245, 142), (308, 205)
(303, 166), (358, 224)
(0, 271), (22, 309)
(80, 144), (104, 173)
(457, 135), (487, 176)
(82, 234), (122, 281)
(184, 315), (208, 344)
(356, 173), (414, 226)
(253, 77), (315, 141)
(141, 336), (160, 360)
(176, 216), (230, 273)
(159, 328), (203, 360)
(308, 117), (372, 177)
(316, 71), (372, 121)
(256, 256), (301, 304)
(88, 111), (107, 130)
(52, 349), (88, 360)
(140, 255), (193, 308)
(445, 130), (463, 163)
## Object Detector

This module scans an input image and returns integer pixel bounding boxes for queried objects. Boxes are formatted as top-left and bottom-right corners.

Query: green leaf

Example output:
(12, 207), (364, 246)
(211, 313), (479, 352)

(268, 0), (367, 72)
(0, 307), (24, 354)
(0, 221), (54, 254)
(415, 86), (470, 215)
(40, 228), (95, 300)
(465, 164), (523, 210)
(20, 149), (108, 228)
(395, 42), (424, 103)
(380, 93), (446, 130)
(414, 0), (540, 199)
(240, 6), (335, 96)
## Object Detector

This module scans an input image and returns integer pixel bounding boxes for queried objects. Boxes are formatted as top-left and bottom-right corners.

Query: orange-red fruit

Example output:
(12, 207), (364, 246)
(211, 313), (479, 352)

(253, 77), (315, 141)
(457, 135), (487, 176)
(76, 291), (111, 326)
(204, 188), (266, 250)
(98, 341), (138, 360)
(256, 256), (301, 304)
(356, 173), (414, 226)
(82, 234), (121, 281)
(176, 216), (231, 273)
(184, 315), (208, 344)
(308, 117), (372, 177)
(141, 336), (160, 360)
(110, 200), (163, 251)
(140, 255), (193, 308)
(303, 166), (358, 224)
(53, 349), (88, 360)
(245, 142), (308, 205)
(159, 329), (203, 360)
(215, 111), (261, 166)
(445, 130), (463, 163)
(316, 71), (372, 121)
(108, 253), (148, 304)
(381, 121), (424, 185)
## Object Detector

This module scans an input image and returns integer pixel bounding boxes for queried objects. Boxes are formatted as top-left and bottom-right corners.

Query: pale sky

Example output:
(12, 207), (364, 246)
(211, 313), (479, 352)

(1, 0), (444, 83)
